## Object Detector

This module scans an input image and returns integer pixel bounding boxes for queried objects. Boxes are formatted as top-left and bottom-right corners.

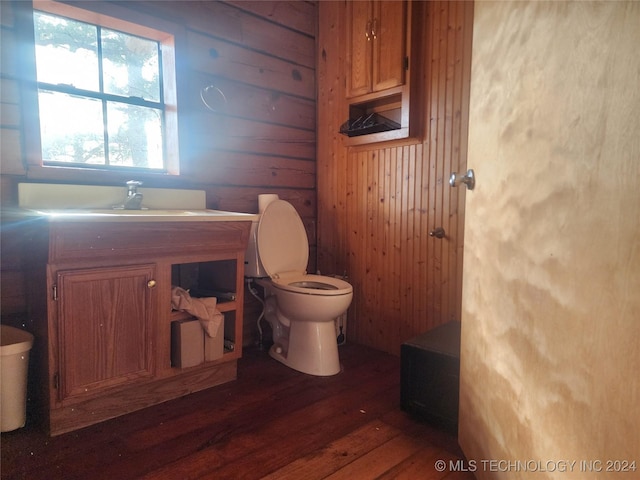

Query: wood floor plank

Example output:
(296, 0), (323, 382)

(380, 408), (464, 457)
(124, 380), (397, 479)
(260, 420), (403, 480)
(444, 471), (480, 480)
(322, 433), (427, 480)
(147, 380), (399, 479)
(1, 344), (471, 480)
(375, 445), (458, 480)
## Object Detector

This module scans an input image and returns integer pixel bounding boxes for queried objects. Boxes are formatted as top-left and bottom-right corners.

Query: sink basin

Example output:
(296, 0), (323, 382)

(24, 208), (259, 223)
(17, 183), (259, 223)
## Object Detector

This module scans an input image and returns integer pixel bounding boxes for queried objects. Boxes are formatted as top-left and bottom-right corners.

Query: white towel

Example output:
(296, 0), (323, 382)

(171, 286), (223, 338)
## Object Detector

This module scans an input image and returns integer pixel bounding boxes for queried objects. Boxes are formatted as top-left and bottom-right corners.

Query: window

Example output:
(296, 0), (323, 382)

(29, 1), (179, 176)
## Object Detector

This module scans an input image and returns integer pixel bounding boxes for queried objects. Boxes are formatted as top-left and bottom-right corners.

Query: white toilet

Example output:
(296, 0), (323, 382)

(245, 196), (353, 376)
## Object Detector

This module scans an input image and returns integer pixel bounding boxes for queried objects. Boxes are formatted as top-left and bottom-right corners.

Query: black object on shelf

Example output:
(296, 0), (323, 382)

(339, 113), (400, 137)
(189, 287), (236, 301)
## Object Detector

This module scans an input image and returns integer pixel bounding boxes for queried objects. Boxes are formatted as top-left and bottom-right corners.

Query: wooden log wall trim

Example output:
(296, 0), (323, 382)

(0, 1), (317, 349)
(225, 1), (316, 38)
(131, 0), (316, 68)
(186, 31), (315, 99)
(189, 112), (315, 159)
(189, 73), (316, 131)
(317, 1), (473, 355)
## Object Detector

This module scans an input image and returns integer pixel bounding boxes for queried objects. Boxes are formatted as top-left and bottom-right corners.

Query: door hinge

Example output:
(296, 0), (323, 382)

(53, 373), (59, 389)
(404, 56), (409, 70)
(52, 284), (58, 301)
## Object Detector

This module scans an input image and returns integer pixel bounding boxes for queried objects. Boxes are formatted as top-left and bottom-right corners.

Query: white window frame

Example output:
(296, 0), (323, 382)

(25, 0), (180, 181)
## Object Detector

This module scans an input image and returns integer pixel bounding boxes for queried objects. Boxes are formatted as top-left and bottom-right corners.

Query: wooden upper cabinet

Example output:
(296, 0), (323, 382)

(347, 1), (373, 98)
(372, 1), (407, 93)
(346, 0), (407, 98)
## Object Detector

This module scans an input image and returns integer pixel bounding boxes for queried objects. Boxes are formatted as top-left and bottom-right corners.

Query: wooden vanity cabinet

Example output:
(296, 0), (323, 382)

(28, 220), (251, 436)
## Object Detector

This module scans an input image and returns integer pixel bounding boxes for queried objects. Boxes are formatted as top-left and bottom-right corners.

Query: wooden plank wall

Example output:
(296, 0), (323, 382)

(317, 1), (474, 355)
(0, 0), (317, 347)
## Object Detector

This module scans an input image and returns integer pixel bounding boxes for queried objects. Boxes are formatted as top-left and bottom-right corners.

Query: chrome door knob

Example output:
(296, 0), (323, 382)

(449, 169), (475, 190)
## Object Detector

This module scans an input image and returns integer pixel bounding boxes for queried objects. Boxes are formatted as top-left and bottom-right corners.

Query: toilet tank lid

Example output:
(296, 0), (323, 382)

(257, 200), (308, 278)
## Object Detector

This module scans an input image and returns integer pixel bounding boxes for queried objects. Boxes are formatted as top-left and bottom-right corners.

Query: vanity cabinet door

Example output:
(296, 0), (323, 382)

(54, 264), (156, 403)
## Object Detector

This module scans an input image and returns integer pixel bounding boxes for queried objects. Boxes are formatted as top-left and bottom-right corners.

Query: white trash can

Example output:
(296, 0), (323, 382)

(1, 325), (34, 432)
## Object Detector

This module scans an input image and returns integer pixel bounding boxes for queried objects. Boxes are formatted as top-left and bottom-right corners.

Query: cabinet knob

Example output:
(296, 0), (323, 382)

(147, 280), (157, 289)
(365, 20), (371, 40)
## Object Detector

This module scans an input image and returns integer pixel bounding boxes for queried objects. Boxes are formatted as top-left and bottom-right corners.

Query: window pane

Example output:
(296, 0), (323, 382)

(34, 13), (99, 91)
(107, 103), (164, 169)
(102, 29), (160, 102)
(38, 90), (105, 165)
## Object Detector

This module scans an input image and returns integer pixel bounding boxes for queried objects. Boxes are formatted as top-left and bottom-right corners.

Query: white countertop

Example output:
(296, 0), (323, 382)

(23, 208), (258, 223)
(17, 183), (258, 223)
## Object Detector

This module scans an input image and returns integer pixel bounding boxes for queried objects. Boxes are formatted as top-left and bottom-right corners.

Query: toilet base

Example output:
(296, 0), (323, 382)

(269, 320), (341, 376)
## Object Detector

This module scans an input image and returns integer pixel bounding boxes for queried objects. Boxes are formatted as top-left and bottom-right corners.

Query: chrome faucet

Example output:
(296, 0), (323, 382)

(123, 180), (144, 209)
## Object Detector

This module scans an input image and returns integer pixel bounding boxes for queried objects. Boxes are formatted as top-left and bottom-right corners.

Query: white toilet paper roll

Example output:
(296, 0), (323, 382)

(258, 194), (280, 214)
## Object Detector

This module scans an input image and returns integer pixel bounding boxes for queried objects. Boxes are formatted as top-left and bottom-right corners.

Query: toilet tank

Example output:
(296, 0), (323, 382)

(244, 220), (268, 278)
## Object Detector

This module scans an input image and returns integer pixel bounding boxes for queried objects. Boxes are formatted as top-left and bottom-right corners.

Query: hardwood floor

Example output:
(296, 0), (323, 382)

(1, 344), (474, 480)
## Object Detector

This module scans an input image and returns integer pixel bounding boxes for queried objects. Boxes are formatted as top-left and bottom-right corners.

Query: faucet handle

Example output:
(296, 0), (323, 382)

(126, 180), (143, 194)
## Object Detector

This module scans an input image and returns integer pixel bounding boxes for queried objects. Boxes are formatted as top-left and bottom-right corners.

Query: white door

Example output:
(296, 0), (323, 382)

(458, 2), (640, 477)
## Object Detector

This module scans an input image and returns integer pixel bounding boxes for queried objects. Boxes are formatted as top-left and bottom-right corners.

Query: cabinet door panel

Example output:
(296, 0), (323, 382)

(372, 1), (407, 92)
(56, 265), (156, 402)
(346, 0), (373, 98)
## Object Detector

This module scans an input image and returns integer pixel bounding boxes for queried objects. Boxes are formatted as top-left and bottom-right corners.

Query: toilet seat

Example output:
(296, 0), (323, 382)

(258, 200), (352, 297)
(271, 273), (352, 297)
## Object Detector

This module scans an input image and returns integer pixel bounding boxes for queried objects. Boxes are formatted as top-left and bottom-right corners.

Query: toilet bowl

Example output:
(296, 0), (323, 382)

(246, 198), (353, 376)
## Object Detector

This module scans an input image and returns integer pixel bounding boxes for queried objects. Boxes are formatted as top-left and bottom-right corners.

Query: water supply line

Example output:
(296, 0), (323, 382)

(246, 278), (266, 349)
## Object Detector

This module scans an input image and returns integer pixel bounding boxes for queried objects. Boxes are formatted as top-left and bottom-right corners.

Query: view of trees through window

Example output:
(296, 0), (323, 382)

(34, 11), (166, 170)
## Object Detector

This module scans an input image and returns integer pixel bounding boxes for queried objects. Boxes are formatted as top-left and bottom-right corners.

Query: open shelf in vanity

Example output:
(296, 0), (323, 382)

(169, 259), (241, 368)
